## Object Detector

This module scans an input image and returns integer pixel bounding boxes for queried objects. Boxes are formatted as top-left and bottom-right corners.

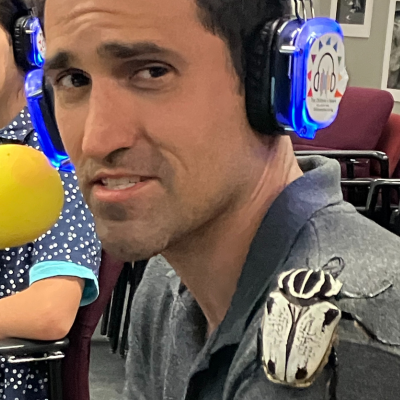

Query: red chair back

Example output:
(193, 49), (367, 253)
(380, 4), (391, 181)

(62, 251), (125, 400)
(291, 87), (394, 153)
(291, 87), (394, 179)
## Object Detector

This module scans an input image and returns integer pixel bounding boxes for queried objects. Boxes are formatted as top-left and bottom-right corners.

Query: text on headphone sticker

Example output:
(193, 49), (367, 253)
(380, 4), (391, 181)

(306, 33), (348, 123)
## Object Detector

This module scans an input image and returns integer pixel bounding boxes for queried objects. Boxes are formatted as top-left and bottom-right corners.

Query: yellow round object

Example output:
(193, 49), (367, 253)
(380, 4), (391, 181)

(0, 144), (64, 249)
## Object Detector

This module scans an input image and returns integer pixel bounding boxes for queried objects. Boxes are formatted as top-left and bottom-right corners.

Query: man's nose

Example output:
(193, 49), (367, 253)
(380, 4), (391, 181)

(81, 77), (140, 162)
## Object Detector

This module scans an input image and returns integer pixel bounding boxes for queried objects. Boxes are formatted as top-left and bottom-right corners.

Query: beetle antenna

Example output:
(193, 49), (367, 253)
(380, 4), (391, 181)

(322, 257), (345, 278)
(339, 281), (393, 300)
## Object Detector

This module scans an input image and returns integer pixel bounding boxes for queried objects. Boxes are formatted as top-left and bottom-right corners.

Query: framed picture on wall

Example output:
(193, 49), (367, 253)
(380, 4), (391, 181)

(381, 0), (400, 101)
(330, 0), (374, 38)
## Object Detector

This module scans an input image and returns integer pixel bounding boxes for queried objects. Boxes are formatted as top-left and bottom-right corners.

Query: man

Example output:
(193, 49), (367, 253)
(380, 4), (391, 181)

(44, 0), (400, 398)
(0, 0), (101, 398)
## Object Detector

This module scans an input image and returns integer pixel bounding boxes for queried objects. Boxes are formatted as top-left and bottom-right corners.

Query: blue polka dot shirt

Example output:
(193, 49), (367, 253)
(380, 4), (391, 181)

(0, 108), (102, 399)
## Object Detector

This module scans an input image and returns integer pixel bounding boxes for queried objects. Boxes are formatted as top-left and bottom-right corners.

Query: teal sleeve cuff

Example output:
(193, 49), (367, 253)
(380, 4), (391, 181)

(29, 261), (99, 307)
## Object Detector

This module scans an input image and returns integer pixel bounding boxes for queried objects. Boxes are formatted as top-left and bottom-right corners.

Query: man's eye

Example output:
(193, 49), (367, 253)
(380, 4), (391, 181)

(57, 73), (90, 89)
(135, 66), (169, 80)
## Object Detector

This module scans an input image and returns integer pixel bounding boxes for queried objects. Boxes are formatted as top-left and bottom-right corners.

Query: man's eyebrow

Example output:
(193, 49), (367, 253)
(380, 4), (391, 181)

(44, 51), (75, 75)
(44, 42), (184, 76)
(97, 41), (181, 60)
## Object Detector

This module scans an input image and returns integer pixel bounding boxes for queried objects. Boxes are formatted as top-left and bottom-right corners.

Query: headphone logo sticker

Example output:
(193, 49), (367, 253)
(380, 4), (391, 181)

(306, 33), (348, 123)
(36, 27), (46, 59)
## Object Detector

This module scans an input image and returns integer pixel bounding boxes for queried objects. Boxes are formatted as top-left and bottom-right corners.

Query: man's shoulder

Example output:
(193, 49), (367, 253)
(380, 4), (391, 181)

(224, 203), (400, 399)
(312, 200), (400, 250)
(128, 204), (400, 399)
(309, 202), (400, 291)
(291, 200), (400, 272)
(290, 202), (400, 338)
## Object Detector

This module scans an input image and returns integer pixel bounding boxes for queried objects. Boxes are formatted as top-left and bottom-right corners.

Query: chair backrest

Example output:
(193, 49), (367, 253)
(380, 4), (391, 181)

(62, 251), (125, 400)
(290, 87), (394, 179)
(291, 86), (393, 150)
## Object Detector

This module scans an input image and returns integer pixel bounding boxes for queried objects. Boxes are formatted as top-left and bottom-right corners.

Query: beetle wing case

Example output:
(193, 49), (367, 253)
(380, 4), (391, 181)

(261, 290), (341, 388)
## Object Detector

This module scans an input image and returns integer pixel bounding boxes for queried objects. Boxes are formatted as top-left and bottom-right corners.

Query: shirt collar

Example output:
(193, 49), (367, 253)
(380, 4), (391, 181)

(209, 155), (343, 354)
(0, 107), (34, 143)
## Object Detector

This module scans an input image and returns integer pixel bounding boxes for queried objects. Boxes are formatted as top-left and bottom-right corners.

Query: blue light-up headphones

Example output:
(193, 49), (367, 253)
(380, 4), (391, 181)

(25, 0), (348, 172)
(13, 6), (45, 72)
(16, 4), (73, 172)
(11, 2), (69, 170)
(25, 69), (74, 171)
(246, 0), (348, 139)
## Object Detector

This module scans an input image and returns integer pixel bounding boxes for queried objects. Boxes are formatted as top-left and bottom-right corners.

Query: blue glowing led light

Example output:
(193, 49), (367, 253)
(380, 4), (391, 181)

(25, 69), (74, 172)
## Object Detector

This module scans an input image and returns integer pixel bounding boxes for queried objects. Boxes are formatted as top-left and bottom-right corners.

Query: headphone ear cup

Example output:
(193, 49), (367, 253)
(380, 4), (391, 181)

(245, 18), (287, 135)
(13, 17), (26, 70)
(13, 15), (44, 72)
(13, 16), (31, 71)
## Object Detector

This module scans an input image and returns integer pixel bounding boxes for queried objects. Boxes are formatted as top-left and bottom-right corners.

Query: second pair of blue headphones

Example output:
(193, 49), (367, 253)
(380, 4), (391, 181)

(25, 0), (348, 171)
(12, 1), (45, 72)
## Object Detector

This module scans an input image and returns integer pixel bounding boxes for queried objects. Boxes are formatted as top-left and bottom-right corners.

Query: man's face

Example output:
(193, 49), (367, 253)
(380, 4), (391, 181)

(45, 0), (258, 261)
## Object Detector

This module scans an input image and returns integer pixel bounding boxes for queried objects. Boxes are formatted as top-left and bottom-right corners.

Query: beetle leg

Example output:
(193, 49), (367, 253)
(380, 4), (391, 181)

(342, 311), (400, 346)
(326, 347), (338, 400)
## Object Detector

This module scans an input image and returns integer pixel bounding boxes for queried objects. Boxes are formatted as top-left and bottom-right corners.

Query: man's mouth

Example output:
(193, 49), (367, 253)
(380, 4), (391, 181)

(100, 177), (142, 190)
(91, 172), (155, 203)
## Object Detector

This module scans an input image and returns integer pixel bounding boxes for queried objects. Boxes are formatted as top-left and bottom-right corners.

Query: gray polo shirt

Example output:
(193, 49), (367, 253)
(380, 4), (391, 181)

(124, 156), (400, 400)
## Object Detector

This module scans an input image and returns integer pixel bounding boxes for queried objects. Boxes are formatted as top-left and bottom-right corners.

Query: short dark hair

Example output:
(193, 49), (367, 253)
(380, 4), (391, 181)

(2, 0), (287, 80)
(32, 0), (44, 28)
(195, 0), (291, 82)
(0, 0), (44, 41)
(0, 0), (28, 39)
